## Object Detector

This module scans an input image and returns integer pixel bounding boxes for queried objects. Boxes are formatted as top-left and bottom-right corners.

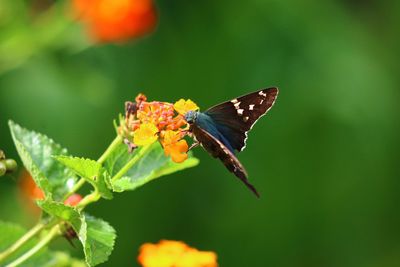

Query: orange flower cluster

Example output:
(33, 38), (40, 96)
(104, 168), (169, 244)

(138, 240), (218, 267)
(72, 0), (157, 43)
(18, 170), (44, 217)
(19, 170), (45, 201)
(121, 94), (199, 163)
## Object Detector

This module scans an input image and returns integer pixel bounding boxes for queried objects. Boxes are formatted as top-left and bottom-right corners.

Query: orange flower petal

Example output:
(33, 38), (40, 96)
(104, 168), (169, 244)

(161, 130), (188, 163)
(164, 140), (188, 163)
(162, 130), (181, 145)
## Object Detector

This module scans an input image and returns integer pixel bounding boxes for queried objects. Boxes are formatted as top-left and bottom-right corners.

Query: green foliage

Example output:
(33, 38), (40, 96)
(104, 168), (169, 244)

(37, 200), (81, 228)
(55, 156), (113, 199)
(9, 121), (76, 200)
(0, 221), (85, 267)
(38, 199), (116, 266)
(5, 121), (198, 265)
(80, 215), (116, 266)
(105, 141), (199, 192)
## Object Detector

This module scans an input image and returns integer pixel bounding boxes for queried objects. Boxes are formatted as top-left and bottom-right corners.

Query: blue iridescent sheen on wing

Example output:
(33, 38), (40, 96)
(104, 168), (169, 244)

(195, 112), (235, 152)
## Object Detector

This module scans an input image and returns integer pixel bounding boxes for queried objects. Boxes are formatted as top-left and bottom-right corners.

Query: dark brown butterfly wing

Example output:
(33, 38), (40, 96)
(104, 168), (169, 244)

(205, 87), (278, 152)
(191, 124), (260, 197)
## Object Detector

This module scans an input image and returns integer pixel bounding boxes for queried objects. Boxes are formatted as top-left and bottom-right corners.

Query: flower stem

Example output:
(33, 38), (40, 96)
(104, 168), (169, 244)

(98, 135), (123, 164)
(6, 224), (61, 267)
(111, 144), (152, 182)
(76, 190), (101, 210)
(0, 223), (44, 264)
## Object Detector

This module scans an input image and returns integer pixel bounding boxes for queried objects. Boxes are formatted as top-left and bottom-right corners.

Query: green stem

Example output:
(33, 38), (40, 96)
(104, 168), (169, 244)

(6, 225), (60, 267)
(76, 190), (101, 210)
(0, 223), (44, 264)
(111, 144), (152, 182)
(98, 135), (123, 164)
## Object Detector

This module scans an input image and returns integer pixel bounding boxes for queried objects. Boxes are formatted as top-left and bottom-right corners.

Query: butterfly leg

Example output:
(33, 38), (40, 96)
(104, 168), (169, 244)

(188, 141), (200, 151)
(180, 129), (193, 137)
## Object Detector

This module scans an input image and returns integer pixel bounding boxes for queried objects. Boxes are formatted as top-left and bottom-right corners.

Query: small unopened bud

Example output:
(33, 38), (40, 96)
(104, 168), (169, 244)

(64, 194), (83, 207)
(135, 93), (147, 103)
(0, 161), (6, 176)
(5, 159), (17, 173)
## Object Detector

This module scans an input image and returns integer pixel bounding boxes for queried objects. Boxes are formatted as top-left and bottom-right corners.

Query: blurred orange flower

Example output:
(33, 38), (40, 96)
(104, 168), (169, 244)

(18, 170), (44, 216)
(19, 170), (45, 201)
(138, 240), (218, 267)
(72, 0), (157, 43)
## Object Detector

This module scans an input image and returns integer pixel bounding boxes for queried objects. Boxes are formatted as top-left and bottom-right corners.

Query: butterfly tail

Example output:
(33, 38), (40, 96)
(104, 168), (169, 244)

(230, 165), (260, 198)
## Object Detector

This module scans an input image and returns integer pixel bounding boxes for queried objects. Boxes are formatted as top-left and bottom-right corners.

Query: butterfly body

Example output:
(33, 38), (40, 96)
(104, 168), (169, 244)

(193, 112), (236, 152)
(185, 87), (278, 197)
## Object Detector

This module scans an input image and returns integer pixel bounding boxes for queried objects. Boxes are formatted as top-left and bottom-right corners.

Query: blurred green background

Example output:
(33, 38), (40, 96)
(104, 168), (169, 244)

(1, 0), (400, 266)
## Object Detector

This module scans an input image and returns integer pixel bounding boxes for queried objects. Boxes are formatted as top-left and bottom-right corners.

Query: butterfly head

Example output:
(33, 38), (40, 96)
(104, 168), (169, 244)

(184, 110), (198, 125)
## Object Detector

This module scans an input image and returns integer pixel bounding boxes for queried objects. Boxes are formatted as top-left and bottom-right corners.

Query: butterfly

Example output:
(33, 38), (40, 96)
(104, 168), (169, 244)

(184, 87), (279, 197)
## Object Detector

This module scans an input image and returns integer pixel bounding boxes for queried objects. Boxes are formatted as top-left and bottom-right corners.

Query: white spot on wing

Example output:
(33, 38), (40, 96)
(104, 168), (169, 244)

(259, 91), (267, 97)
(240, 88), (279, 152)
(244, 116), (249, 122)
(234, 101), (241, 108)
(231, 99), (238, 104)
(237, 109), (244, 115)
(249, 104), (255, 110)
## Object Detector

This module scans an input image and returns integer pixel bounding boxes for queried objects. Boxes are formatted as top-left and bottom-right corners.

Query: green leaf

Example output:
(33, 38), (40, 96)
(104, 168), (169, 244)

(0, 221), (86, 267)
(104, 141), (199, 192)
(80, 215), (116, 266)
(9, 121), (77, 200)
(37, 200), (81, 228)
(38, 200), (116, 266)
(55, 156), (113, 199)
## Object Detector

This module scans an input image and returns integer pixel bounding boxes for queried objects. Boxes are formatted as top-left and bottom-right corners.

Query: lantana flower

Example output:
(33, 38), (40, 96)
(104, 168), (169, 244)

(138, 240), (218, 267)
(119, 93), (199, 163)
(72, 0), (157, 43)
